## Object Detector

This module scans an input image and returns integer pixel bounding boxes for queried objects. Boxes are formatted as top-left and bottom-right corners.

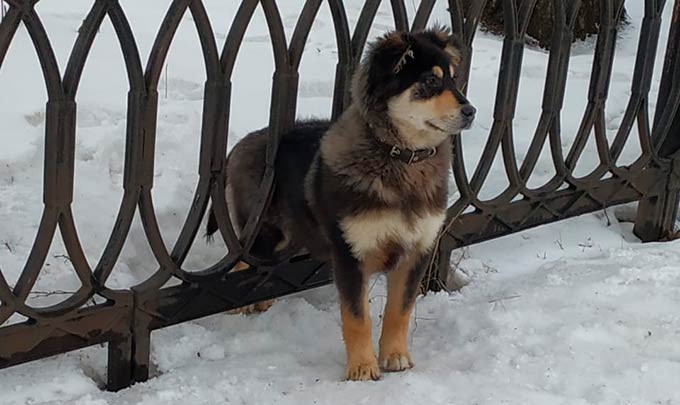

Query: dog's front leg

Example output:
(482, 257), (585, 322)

(379, 253), (427, 372)
(332, 247), (381, 381)
(340, 285), (380, 381)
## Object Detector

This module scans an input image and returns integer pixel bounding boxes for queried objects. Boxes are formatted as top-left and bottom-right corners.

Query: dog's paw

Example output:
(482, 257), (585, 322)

(227, 299), (274, 315)
(253, 299), (274, 312)
(345, 359), (382, 381)
(379, 351), (413, 372)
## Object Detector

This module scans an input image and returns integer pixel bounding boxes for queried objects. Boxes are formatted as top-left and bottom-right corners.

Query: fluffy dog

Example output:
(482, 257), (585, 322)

(206, 26), (475, 380)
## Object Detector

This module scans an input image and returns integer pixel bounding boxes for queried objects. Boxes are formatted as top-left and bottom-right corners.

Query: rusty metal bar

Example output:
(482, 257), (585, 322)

(635, 0), (680, 240)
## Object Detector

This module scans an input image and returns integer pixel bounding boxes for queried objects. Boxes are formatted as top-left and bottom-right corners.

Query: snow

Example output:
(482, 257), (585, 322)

(4, 216), (680, 404)
(1, 1), (679, 404)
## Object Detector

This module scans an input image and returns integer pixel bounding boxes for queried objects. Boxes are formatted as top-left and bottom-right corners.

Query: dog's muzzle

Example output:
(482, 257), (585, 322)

(459, 104), (476, 130)
(428, 104), (476, 134)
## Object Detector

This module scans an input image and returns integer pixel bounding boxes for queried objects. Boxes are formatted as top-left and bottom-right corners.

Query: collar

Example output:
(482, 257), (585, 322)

(366, 120), (439, 165)
(384, 143), (438, 165)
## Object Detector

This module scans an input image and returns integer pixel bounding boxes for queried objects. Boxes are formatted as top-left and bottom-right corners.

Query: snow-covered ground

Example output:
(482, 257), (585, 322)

(1, 1), (679, 404)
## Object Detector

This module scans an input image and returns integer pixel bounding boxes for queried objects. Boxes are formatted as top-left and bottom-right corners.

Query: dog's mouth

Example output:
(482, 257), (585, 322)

(426, 120), (473, 134)
(425, 121), (447, 132)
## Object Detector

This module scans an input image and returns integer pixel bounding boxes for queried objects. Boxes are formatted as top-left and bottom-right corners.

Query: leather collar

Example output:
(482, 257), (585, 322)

(385, 143), (438, 165)
(366, 121), (439, 165)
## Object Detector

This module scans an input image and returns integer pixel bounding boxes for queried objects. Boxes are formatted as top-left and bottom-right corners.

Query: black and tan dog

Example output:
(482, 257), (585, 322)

(206, 26), (475, 380)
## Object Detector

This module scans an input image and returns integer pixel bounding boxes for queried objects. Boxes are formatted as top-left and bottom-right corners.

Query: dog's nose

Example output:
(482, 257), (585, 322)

(461, 104), (476, 119)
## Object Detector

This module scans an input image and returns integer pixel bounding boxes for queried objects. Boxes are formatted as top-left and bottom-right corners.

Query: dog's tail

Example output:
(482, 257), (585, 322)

(206, 160), (229, 243)
(205, 204), (219, 243)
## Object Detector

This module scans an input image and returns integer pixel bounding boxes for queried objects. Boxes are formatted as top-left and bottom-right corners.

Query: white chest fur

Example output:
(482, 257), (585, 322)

(339, 209), (447, 260)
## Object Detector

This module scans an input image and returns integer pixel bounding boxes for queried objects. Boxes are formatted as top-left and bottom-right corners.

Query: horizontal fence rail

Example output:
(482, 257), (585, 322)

(1, 0), (679, 391)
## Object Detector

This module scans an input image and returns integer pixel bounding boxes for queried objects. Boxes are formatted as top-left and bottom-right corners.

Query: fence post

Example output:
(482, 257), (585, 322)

(634, 0), (680, 241)
(107, 334), (133, 391)
(132, 319), (152, 383)
(130, 289), (152, 384)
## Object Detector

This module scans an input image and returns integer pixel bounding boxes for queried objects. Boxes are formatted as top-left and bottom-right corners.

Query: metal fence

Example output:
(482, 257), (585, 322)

(1, 0), (678, 391)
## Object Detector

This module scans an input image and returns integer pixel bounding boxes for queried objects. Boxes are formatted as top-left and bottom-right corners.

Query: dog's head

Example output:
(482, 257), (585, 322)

(352, 26), (475, 148)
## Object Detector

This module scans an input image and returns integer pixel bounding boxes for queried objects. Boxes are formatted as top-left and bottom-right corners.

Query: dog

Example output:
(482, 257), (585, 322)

(206, 26), (475, 381)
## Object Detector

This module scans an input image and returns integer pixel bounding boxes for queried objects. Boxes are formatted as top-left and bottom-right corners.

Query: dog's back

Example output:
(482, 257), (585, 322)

(206, 119), (331, 259)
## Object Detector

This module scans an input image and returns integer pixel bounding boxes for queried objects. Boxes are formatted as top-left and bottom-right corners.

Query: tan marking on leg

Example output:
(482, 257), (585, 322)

(341, 282), (380, 381)
(253, 299), (274, 312)
(228, 261), (274, 315)
(233, 260), (250, 271)
(342, 305), (381, 381)
(379, 254), (418, 372)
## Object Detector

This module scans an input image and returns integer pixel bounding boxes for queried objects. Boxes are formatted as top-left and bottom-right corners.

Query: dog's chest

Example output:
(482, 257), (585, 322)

(339, 208), (446, 260)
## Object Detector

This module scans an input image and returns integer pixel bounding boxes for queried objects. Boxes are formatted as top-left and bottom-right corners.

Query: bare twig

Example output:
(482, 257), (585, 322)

(450, 247), (469, 270)
(411, 300), (419, 345)
(29, 290), (76, 298)
(3, 242), (12, 253)
(53, 254), (72, 263)
(367, 276), (380, 296)
(554, 233), (564, 250)
(368, 293), (386, 305)
(489, 294), (521, 312)
(578, 237), (593, 252)
(423, 210), (465, 293)
(488, 294), (521, 304)
(413, 316), (439, 321)
(482, 263), (498, 273)
(445, 247), (472, 291)
(661, 230), (680, 241)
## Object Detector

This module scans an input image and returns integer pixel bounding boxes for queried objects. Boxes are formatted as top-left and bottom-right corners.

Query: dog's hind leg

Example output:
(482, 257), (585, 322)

(226, 225), (290, 315)
(378, 253), (428, 372)
(226, 260), (275, 315)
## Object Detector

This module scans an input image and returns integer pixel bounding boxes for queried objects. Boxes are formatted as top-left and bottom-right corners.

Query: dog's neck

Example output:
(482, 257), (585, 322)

(365, 118), (445, 165)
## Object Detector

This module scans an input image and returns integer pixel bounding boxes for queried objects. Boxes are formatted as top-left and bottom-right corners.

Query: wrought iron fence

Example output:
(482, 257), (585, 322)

(1, 0), (678, 392)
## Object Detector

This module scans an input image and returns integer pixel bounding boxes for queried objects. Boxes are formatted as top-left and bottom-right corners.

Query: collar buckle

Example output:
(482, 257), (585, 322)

(386, 142), (438, 165)
(407, 151), (417, 165)
(390, 145), (401, 158)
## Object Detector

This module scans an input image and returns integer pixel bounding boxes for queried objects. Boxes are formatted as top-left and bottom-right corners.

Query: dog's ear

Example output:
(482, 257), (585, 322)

(443, 36), (464, 66)
(355, 31), (416, 113)
(421, 24), (464, 66)
(370, 31), (415, 75)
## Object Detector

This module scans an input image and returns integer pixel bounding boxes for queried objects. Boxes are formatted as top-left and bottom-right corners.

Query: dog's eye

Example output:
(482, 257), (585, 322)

(423, 74), (439, 88)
